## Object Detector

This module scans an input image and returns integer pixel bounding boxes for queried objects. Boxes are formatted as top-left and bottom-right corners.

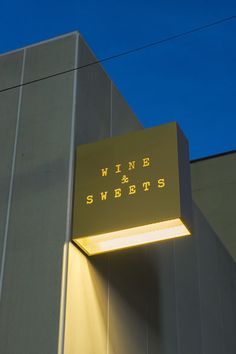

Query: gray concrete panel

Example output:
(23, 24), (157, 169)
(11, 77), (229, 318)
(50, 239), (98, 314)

(24, 33), (77, 83)
(174, 232), (202, 354)
(231, 260), (236, 354)
(75, 37), (111, 145)
(217, 240), (236, 354)
(111, 83), (142, 136)
(194, 206), (224, 354)
(0, 89), (20, 281)
(0, 50), (23, 90)
(0, 73), (75, 354)
(63, 36), (112, 354)
(191, 152), (236, 261)
(147, 241), (178, 354)
(108, 248), (148, 354)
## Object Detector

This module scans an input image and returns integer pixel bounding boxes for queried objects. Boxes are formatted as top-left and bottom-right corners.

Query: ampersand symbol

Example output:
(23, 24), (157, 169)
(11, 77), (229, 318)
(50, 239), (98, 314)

(121, 175), (129, 184)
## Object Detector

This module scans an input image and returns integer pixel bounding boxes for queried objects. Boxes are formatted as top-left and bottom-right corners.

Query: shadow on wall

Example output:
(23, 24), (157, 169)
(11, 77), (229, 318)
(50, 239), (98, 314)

(64, 202), (215, 354)
(64, 238), (173, 354)
(91, 246), (162, 354)
(63, 200), (236, 354)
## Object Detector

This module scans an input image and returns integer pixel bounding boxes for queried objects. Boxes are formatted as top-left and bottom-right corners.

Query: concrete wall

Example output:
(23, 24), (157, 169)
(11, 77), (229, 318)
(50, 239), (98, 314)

(191, 152), (236, 261)
(64, 204), (236, 354)
(0, 33), (79, 354)
(0, 32), (235, 354)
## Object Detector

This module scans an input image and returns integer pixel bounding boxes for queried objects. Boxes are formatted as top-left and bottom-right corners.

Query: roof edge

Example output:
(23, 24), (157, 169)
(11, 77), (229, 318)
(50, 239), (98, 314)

(191, 149), (236, 163)
(0, 31), (80, 57)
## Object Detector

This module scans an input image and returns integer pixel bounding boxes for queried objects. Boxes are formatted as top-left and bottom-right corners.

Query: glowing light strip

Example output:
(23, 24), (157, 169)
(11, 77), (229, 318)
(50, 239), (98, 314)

(73, 218), (190, 255)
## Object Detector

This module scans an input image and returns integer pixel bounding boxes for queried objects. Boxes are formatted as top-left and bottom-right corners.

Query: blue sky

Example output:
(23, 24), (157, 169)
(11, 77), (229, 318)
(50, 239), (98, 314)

(1, 0), (236, 159)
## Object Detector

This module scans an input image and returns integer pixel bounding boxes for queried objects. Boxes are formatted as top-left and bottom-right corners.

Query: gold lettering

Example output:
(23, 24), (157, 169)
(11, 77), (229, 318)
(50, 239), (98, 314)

(129, 185), (136, 195)
(142, 181), (151, 191)
(101, 168), (108, 176)
(143, 157), (150, 167)
(100, 191), (108, 201)
(158, 178), (165, 188)
(128, 161), (135, 170)
(114, 188), (122, 198)
(86, 195), (93, 204)
(115, 164), (122, 173)
(121, 175), (129, 184)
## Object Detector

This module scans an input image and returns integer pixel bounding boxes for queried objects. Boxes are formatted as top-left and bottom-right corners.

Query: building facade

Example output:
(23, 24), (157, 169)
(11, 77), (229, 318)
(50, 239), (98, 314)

(0, 32), (235, 354)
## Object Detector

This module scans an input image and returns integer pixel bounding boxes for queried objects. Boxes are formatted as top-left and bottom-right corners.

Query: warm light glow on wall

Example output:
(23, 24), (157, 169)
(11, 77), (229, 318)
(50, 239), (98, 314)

(73, 218), (190, 255)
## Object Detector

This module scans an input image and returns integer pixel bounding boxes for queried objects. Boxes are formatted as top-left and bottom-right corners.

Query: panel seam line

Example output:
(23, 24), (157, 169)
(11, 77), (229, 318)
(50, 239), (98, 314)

(57, 32), (79, 354)
(0, 48), (26, 303)
(195, 229), (205, 354)
(107, 255), (110, 354)
(106, 82), (112, 354)
(173, 241), (180, 354)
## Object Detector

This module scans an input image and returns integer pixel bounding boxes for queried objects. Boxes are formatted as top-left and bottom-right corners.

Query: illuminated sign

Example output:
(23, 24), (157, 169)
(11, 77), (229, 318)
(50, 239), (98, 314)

(72, 122), (192, 255)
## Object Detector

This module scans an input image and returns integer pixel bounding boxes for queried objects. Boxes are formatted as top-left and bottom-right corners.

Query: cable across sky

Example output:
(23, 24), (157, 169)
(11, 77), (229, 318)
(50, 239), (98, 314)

(1, 14), (236, 94)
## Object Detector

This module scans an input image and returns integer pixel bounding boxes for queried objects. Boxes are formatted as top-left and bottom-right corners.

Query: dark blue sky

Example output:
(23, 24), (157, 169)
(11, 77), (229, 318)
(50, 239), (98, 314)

(1, 0), (236, 159)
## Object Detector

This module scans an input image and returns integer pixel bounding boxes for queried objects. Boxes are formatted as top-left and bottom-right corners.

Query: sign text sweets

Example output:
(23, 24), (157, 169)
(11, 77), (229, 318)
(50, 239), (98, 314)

(86, 157), (166, 204)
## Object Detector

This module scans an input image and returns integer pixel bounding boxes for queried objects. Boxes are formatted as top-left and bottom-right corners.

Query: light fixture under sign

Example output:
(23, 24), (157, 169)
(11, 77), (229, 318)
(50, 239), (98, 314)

(73, 218), (190, 255)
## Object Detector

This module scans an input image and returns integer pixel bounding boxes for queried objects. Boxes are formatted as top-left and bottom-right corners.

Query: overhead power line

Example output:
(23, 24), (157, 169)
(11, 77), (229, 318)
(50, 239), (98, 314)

(98, 15), (236, 63)
(1, 14), (236, 94)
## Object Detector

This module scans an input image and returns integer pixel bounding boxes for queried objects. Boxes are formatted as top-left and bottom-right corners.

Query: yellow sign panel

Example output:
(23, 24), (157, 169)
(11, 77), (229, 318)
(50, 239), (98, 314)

(72, 122), (192, 255)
